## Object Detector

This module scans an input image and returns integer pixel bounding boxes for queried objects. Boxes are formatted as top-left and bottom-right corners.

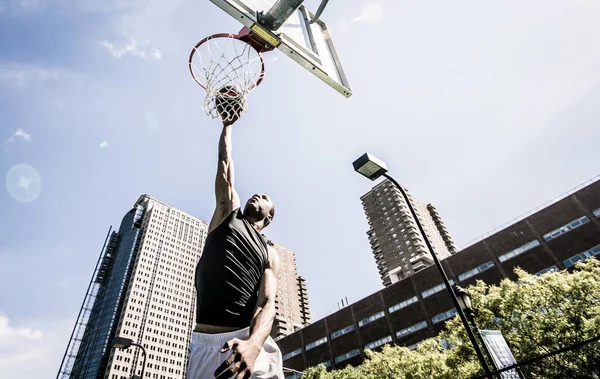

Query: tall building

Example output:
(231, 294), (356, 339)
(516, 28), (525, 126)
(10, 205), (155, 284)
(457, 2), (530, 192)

(278, 176), (600, 374)
(361, 179), (456, 286)
(57, 195), (207, 379)
(269, 242), (311, 339)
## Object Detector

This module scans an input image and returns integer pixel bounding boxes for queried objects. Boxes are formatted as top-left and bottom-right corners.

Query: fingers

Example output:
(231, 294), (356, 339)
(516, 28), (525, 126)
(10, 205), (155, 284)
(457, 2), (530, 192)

(220, 338), (239, 353)
(234, 367), (252, 379)
(216, 360), (243, 379)
(214, 352), (237, 377)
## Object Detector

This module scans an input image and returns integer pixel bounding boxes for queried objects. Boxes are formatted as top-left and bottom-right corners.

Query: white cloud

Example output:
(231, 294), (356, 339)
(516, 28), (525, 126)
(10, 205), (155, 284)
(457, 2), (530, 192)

(100, 39), (162, 60)
(14, 129), (32, 141)
(4, 129), (32, 151)
(0, 314), (43, 341)
(100, 140), (108, 148)
(0, 314), (73, 378)
(351, 3), (383, 23)
(0, 63), (62, 87)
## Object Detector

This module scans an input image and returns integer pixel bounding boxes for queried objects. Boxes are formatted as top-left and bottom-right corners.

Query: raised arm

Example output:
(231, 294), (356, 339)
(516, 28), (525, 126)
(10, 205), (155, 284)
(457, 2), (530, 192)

(215, 247), (280, 379)
(208, 122), (241, 233)
(247, 246), (279, 346)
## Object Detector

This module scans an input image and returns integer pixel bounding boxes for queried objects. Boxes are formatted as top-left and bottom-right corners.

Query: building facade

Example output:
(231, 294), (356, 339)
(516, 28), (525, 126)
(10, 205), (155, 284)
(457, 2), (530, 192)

(58, 195), (208, 379)
(361, 179), (457, 286)
(270, 242), (311, 339)
(58, 195), (311, 378)
(278, 176), (600, 376)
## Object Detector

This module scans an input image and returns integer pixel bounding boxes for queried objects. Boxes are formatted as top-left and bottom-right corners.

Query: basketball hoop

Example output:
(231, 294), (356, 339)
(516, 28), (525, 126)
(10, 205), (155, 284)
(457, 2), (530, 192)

(189, 27), (275, 122)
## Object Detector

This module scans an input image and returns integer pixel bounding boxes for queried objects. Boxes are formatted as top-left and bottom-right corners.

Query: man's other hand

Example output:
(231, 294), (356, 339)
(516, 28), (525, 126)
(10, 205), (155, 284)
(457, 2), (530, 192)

(214, 338), (261, 379)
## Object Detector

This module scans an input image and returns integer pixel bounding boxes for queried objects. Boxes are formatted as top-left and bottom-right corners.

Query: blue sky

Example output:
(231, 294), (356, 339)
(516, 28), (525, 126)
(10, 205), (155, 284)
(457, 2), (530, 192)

(1, 0), (600, 377)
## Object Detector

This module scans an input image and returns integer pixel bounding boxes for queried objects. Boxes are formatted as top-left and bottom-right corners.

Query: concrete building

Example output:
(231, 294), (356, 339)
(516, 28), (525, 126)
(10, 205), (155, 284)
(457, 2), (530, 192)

(278, 176), (600, 375)
(270, 242), (311, 339)
(361, 179), (456, 286)
(58, 195), (311, 378)
(58, 195), (207, 379)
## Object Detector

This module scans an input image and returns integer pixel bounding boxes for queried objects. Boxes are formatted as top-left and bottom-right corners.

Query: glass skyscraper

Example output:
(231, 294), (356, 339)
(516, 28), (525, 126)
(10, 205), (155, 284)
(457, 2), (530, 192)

(57, 196), (207, 379)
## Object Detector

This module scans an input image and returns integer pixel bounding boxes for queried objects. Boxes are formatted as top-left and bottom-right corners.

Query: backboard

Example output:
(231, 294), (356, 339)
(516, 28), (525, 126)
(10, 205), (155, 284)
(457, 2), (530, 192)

(209, 0), (352, 97)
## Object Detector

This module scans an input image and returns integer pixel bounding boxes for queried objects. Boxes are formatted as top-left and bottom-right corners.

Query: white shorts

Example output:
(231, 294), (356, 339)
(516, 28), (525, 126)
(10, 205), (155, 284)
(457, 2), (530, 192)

(186, 327), (284, 379)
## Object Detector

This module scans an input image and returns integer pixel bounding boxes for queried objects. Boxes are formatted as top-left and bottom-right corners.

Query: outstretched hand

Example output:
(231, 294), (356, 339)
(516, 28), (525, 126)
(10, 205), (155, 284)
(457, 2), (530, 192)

(214, 338), (261, 379)
(216, 86), (244, 126)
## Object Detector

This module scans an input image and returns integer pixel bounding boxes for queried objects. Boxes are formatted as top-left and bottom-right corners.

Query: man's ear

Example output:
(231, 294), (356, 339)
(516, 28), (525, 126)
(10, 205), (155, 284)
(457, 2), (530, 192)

(264, 215), (272, 226)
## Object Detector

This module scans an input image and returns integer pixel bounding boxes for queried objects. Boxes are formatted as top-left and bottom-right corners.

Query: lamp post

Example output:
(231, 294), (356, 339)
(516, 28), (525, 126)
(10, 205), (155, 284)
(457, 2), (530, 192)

(454, 285), (525, 379)
(113, 336), (147, 379)
(353, 152), (493, 378)
(453, 285), (498, 369)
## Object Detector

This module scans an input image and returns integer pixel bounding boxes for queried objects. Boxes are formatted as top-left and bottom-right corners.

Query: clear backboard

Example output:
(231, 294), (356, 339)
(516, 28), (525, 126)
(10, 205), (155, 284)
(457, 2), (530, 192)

(209, 0), (352, 97)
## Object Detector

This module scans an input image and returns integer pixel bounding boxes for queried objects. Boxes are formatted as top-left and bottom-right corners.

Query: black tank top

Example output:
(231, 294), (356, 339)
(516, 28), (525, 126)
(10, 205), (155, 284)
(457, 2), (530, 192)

(195, 208), (269, 327)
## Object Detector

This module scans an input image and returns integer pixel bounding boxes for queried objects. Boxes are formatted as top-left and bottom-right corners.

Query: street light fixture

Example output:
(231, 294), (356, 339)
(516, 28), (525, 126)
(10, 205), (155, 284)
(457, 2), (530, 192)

(453, 285), (526, 378)
(353, 152), (493, 378)
(453, 284), (475, 319)
(112, 336), (147, 379)
(352, 152), (388, 180)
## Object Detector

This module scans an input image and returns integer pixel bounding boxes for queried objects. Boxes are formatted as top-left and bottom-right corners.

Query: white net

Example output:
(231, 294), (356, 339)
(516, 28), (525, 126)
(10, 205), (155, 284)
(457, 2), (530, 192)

(190, 35), (264, 122)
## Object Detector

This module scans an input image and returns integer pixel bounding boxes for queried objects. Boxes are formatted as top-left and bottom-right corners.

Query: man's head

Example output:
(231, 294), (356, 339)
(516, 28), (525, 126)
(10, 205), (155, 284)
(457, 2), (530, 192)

(244, 193), (275, 229)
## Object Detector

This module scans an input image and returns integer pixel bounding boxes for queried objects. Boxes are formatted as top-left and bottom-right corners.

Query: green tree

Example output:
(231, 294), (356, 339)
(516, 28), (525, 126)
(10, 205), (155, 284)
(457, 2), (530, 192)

(301, 259), (600, 379)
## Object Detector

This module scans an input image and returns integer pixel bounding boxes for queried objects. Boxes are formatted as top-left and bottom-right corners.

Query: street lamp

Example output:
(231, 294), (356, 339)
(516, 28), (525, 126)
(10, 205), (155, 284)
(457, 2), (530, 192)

(453, 285), (475, 319)
(454, 285), (527, 379)
(112, 336), (147, 379)
(453, 285), (495, 364)
(353, 152), (493, 378)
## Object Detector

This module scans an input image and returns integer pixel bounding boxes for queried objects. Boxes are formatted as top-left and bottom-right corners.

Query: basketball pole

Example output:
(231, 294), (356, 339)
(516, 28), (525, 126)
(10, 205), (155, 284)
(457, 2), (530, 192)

(257, 0), (305, 30)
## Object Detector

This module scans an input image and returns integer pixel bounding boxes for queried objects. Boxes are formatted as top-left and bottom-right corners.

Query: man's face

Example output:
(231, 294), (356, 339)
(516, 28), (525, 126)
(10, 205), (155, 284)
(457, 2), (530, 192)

(244, 193), (274, 224)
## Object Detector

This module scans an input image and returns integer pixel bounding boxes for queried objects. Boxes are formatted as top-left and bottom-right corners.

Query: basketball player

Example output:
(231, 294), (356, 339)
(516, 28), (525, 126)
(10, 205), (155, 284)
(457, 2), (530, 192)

(187, 92), (284, 379)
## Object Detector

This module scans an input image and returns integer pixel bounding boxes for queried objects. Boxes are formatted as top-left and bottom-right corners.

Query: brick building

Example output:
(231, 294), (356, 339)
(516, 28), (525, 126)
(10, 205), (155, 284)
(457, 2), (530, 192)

(278, 176), (600, 376)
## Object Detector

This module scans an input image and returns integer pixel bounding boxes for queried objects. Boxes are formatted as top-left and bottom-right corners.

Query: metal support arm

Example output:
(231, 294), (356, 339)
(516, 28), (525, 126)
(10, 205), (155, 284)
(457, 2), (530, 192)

(257, 0), (305, 31)
(310, 0), (330, 23)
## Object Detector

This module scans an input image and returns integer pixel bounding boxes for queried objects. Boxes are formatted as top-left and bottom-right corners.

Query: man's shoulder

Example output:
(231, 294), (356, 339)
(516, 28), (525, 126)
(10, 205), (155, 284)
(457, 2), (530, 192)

(265, 244), (279, 271)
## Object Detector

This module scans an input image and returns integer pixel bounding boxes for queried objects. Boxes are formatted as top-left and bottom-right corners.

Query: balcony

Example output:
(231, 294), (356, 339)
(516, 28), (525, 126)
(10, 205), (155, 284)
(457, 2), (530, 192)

(410, 252), (433, 265)
(412, 261), (428, 272)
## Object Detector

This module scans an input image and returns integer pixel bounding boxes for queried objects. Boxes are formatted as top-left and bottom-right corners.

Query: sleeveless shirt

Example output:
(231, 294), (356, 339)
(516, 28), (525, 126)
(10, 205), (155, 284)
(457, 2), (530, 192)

(194, 208), (269, 327)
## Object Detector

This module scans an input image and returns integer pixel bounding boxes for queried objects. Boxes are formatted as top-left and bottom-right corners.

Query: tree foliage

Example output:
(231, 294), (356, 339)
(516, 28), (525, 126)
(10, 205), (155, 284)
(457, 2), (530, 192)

(301, 259), (600, 379)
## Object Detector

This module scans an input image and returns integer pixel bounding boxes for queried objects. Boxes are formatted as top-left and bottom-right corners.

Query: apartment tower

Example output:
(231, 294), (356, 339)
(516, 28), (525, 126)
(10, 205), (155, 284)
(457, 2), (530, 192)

(361, 179), (456, 286)
(269, 242), (311, 339)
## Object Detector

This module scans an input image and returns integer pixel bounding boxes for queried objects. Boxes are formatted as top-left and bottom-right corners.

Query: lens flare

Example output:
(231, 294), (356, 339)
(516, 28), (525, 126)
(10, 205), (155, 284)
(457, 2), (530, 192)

(6, 164), (42, 203)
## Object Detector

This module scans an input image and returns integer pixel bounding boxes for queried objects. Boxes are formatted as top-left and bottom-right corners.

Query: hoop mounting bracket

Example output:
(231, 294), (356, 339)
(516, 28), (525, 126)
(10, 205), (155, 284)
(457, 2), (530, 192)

(238, 26), (278, 53)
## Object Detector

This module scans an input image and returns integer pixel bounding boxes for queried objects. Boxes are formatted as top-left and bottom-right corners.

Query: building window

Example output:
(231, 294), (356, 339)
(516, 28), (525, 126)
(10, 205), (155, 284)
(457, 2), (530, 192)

(431, 309), (457, 324)
(593, 208), (600, 218)
(334, 348), (361, 364)
(535, 266), (559, 276)
(330, 324), (355, 340)
(358, 311), (385, 327)
(285, 374), (302, 379)
(458, 261), (495, 281)
(407, 343), (419, 351)
(563, 244), (600, 268)
(543, 216), (590, 242)
(388, 296), (418, 313)
(421, 280), (454, 298)
(322, 360), (331, 368)
(396, 321), (428, 338)
(498, 240), (540, 263)
(282, 348), (302, 361)
(365, 335), (392, 350)
(305, 337), (327, 351)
